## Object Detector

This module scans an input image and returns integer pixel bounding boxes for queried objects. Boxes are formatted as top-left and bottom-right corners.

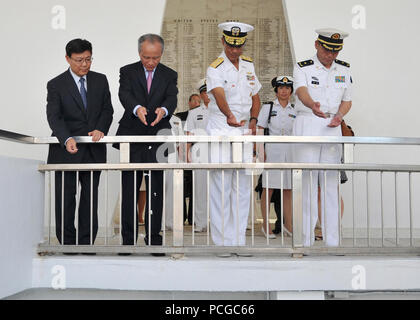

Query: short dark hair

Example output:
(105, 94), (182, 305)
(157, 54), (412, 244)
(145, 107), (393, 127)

(65, 39), (92, 57)
(189, 94), (200, 102)
(274, 84), (294, 94)
(138, 34), (164, 53)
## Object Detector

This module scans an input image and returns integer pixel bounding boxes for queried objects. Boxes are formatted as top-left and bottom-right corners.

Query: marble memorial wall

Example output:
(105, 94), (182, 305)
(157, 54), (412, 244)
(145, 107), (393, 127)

(161, 0), (293, 111)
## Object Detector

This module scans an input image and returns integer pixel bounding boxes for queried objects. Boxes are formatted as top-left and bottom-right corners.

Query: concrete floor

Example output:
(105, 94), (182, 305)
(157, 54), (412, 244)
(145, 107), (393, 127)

(6, 288), (420, 300)
(44, 223), (420, 248)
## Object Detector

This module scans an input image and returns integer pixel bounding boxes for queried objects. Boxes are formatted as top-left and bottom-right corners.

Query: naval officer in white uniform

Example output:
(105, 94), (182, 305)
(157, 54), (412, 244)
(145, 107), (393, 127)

(293, 28), (353, 247)
(184, 78), (210, 232)
(206, 22), (261, 250)
(257, 76), (296, 239)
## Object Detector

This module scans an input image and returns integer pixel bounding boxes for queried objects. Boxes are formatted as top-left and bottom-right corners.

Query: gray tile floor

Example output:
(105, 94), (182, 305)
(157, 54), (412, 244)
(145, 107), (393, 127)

(44, 223), (420, 248)
(6, 288), (420, 300)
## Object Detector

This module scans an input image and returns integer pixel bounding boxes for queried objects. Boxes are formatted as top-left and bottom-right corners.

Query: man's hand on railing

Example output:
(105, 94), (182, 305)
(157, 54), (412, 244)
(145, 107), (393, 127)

(65, 138), (78, 154)
(88, 130), (105, 142)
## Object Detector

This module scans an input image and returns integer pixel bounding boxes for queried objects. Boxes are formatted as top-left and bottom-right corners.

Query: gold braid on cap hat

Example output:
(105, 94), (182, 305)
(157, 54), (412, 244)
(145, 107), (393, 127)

(223, 34), (247, 46)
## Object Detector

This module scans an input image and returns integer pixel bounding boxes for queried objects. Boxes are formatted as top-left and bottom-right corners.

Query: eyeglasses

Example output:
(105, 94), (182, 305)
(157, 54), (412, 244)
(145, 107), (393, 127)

(70, 57), (93, 64)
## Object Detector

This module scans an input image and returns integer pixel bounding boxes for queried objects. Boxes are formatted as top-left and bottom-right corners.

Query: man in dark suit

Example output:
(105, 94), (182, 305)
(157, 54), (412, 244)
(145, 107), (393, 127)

(46, 39), (113, 246)
(115, 34), (178, 251)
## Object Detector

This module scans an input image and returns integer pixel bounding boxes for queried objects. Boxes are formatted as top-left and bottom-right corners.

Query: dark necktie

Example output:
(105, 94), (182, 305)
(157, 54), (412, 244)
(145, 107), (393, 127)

(79, 77), (87, 109)
(147, 71), (152, 93)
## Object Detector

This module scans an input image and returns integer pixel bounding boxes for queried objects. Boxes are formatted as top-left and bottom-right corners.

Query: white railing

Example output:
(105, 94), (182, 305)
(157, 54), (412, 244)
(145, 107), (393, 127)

(2, 129), (420, 256)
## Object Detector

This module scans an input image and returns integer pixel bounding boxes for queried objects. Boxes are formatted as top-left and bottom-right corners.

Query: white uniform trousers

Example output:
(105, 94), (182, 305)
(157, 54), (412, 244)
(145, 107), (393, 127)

(164, 169), (174, 229)
(191, 169), (208, 229)
(190, 143), (209, 230)
(207, 124), (253, 246)
(293, 114), (342, 247)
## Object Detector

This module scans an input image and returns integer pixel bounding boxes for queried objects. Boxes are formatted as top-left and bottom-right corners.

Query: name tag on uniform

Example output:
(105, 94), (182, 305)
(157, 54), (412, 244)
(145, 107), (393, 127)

(335, 76), (345, 83)
(270, 111), (277, 117)
(196, 115), (203, 121)
(288, 114), (296, 119)
(311, 81), (319, 85)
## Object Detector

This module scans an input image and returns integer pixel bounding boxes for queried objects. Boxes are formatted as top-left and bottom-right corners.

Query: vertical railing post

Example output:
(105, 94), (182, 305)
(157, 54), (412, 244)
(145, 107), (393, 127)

(120, 143), (130, 246)
(232, 143), (243, 163)
(120, 143), (130, 163)
(343, 144), (354, 164)
(45, 171), (51, 245)
(292, 169), (303, 248)
(173, 169), (184, 247)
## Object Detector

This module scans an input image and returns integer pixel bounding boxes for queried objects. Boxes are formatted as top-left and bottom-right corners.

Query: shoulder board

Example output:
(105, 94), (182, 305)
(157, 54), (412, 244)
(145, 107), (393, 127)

(210, 57), (224, 68)
(241, 55), (253, 62)
(297, 59), (314, 68)
(335, 59), (350, 68)
(262, 101), (274, 106)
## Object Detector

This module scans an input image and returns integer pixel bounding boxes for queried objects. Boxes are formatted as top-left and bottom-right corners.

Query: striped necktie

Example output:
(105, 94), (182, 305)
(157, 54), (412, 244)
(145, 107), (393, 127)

(79, 77), (87, 109)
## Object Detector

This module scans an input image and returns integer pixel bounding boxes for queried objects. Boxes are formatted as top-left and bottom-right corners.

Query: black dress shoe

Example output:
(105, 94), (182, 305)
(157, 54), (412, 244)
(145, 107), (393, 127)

(63, 252), (78, 256)
(151, 253), (166, 257)
(272, 228), (281, 235)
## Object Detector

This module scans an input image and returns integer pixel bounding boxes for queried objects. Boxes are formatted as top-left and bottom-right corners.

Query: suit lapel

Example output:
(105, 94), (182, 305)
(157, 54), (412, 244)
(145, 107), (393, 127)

(65, 70), (87, 115)
(148, 64), (161, 99)
(86, 72), (94, 119)
(136, 62), (148, 96)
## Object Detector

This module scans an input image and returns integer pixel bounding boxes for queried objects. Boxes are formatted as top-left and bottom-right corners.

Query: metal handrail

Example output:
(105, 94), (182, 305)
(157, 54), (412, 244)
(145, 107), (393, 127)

(3, 128), (420, 255)
(38, 163), (420, 172)
(0, 129), (34, 144)
(1, 128), (420, 145)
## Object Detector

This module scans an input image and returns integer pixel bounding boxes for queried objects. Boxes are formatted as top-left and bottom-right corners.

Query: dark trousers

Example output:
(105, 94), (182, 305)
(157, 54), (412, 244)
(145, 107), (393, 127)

(257, 183), (283, 232)
(184, 170), (193, 224)
(121, 145), (163, 246)
(272, 190), (283, 232)
(55, 166), (101, 245)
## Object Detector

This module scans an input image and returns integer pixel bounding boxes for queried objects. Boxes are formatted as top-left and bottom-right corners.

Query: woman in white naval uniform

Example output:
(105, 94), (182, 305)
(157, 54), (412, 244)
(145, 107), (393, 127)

(292, 28), (353, 247)
(184, 78), (210, 232)
(206, 22), (261, 249)
(258, 76), (296, 239)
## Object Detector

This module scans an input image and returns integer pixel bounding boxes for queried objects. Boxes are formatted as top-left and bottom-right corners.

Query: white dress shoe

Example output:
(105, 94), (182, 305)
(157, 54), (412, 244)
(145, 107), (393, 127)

(261, 227), (276, 239)
(235, 252), (253, 257)
(216, 252), (232, 258)
(283, 225), (292, 237)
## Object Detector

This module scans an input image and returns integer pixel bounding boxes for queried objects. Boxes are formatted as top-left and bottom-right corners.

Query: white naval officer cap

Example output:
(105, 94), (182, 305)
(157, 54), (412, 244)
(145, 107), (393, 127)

(272, 75), (293, 87)
(315, 28), (349, 52)
(196, 78), (207, 93)
(218, 21), (254, 47)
